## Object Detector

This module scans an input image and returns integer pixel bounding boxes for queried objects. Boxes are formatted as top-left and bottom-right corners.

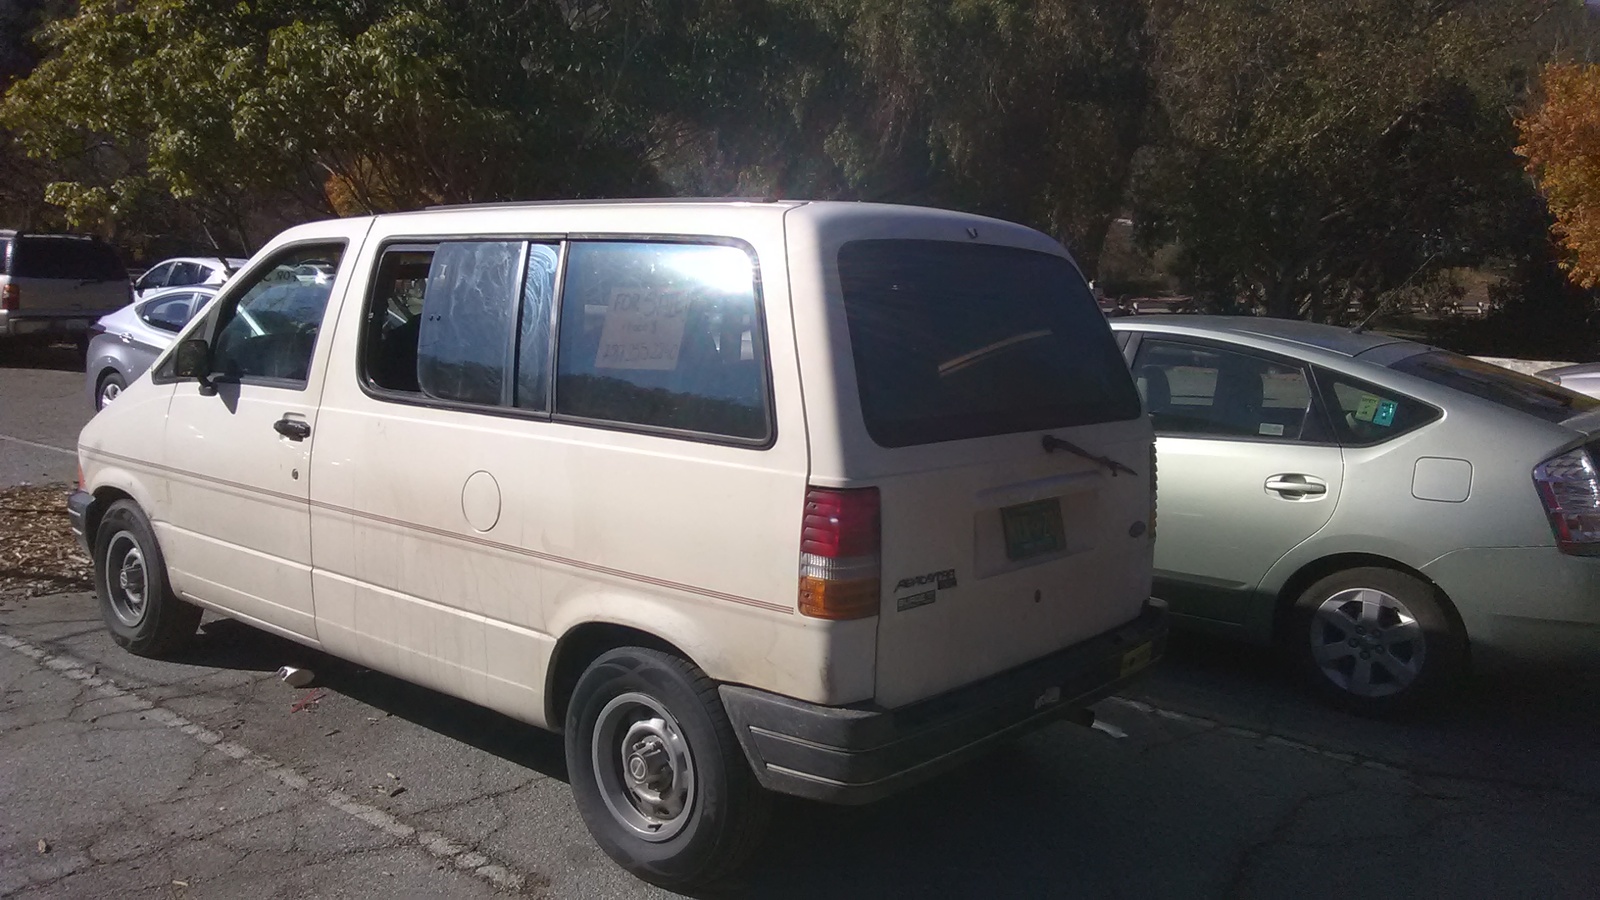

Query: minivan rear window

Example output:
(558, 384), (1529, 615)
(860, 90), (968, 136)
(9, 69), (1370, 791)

(838, 240), (1141, 447)
(13, 236), (125, 281)
(1389, 350), (1599, 423)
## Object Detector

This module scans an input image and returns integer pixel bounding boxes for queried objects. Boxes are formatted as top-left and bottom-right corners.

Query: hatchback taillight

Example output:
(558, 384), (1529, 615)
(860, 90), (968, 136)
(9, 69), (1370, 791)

(1533, 447), (1600, 554)
(798, 486), (881, 619)
(0, 284), (18, 311)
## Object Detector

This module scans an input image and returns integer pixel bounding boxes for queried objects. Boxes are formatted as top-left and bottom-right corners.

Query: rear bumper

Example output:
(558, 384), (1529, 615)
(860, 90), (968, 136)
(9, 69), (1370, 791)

(67, 489), (94, 555)
(720, 599), (1168, 805)
(0, 313), (102, 338)
(1422, 547), (1600, 667)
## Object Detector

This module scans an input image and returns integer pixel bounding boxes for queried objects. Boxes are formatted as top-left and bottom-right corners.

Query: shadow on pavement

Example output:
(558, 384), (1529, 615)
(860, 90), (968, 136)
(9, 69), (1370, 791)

(0, 341), (85, 372)
(158, 611), (1600, 900)
(177, 617), (569, 782)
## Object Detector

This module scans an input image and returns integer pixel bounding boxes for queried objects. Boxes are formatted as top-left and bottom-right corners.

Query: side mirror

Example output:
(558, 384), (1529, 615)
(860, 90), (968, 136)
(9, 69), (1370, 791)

(173, 339), (209, 378)
(173, 339), (216, 394)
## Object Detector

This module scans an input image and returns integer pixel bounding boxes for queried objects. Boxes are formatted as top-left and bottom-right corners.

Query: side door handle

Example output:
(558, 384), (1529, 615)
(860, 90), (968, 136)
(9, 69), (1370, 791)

(274, 417), (312, 441)
(1265, 475), (1327, 497)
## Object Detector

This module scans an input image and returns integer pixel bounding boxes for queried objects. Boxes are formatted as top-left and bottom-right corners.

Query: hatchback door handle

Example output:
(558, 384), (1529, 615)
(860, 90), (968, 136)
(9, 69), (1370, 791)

(1265, 475), (1327, 496)
(274, 417), (312, 441)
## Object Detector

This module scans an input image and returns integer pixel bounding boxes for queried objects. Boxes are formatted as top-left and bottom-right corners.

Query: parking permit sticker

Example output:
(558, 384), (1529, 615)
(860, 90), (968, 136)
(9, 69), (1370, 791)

(1372, 399), (1398, 427)
(1259, 423), (1285, 436)
(1353, 394), (1381, 423)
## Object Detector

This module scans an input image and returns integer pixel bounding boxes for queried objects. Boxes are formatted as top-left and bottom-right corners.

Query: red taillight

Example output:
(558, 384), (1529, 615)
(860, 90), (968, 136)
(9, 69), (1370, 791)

(1534, 447), (1600, 554)
(0, 284), (18, 311)
(798, 486), (881, 620)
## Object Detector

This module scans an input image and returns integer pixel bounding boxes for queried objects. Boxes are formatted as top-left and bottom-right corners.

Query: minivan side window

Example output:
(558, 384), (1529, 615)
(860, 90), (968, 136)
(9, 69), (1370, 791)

(210, 244), (345, 388)
(361, 241), (558, 409)
(554, 241), (770, 442)
(416, 241), (521, 406)
(1133, 339), (1319, 441)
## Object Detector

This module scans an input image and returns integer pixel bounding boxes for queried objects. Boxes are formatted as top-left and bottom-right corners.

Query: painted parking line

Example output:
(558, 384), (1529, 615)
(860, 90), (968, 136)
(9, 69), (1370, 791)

(0, 434), (76, 456)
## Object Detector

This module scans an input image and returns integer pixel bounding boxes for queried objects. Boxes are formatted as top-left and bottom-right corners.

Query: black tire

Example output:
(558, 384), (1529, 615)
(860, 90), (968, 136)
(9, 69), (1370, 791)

(95, 371), (126, 411)
(1289, 567), (1466, 717)
(565, 647), (771, 889)
(93, 500), (201, 657)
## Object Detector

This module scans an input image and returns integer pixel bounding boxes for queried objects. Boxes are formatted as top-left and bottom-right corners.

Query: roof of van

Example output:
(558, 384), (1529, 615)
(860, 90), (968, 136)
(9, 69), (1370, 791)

(405, 197), (811, 215)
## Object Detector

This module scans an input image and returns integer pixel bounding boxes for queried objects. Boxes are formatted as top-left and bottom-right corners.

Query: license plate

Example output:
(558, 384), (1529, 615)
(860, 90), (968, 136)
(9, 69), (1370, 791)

(1000, 498), (1066, 561)
(1120, 641), (1154, 677)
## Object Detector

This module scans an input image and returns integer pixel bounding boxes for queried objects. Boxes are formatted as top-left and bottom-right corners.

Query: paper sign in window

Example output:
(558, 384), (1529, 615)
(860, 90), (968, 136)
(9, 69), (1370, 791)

(1353, 394), (1381, 423)
(594, 287), (690, 371)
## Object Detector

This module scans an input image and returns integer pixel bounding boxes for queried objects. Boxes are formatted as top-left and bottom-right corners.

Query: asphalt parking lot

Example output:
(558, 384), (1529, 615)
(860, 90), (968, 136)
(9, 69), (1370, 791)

(4, 358), (1600, 899)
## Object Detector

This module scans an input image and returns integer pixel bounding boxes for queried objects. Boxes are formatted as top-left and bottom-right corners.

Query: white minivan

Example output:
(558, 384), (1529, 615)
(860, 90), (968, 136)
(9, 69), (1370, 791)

(68, 200), (1167, 887)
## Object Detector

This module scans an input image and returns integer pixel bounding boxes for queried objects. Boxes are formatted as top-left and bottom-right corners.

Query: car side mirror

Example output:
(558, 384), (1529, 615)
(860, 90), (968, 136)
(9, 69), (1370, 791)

(173, 339), (216, 394)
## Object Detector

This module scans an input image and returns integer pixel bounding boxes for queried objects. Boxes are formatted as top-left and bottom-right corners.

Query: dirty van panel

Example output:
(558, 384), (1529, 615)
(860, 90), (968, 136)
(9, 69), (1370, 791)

(836, 239), (1153, 708)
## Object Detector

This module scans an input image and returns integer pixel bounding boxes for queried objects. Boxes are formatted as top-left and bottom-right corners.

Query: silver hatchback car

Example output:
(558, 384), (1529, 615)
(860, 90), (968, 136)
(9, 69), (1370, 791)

(84, 285), (217, 409)
(1111, 316), (1600, 715)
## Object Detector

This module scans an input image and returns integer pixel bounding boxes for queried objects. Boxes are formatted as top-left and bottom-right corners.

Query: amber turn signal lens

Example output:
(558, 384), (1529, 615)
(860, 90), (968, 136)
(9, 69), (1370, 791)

(798, 575), (880, 620)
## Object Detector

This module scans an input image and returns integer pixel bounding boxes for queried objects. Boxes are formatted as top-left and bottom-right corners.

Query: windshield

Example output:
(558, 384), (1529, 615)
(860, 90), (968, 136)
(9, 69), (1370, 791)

(838, 239), (1142, 447)
(1388, 350), (1600, 423)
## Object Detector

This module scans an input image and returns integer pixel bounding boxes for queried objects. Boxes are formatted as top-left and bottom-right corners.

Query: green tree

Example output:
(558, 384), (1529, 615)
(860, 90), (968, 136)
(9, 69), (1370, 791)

(1, 1), (678, 248)
(779, 0), (1155, 274)
(1133, 0), (1582, 320)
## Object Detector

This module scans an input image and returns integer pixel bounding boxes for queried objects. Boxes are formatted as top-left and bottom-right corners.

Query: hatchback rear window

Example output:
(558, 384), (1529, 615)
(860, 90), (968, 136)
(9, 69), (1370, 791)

(13, 236), (125, 281)
(1388, 350), (1599, 423)
(838, 240), (1141, 447)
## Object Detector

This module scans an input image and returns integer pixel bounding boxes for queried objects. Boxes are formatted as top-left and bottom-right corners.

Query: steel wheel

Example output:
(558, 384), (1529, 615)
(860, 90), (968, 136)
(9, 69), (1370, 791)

(93, 500), (201, 657)
(1309, 587), (1426, 698)
(104, 530), (149, 627)
(591, 691), (698, 842)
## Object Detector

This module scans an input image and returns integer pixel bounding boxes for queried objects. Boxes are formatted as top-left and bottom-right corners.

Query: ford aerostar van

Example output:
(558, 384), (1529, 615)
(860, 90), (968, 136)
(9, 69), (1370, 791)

(68, 199), (1167, 887)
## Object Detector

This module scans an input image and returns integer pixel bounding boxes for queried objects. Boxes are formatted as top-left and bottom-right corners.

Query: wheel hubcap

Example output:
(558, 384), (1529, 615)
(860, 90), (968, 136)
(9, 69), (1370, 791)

(591, 692), (695, 841)
(1309, 587), (1426, 698)
(105, 531), (148, 627)
(99, 381), (121, 408)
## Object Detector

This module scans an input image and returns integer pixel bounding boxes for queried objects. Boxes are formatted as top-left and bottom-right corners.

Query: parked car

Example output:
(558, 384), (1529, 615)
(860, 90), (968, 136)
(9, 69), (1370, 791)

(1535, 362), (1600, 399)
(84, 285), (217, 410)
(132, 256), (248, 300)
(1109, 315), (1600, 715)
(68, 200), (1167, 888)
(0, 231), (132, 347)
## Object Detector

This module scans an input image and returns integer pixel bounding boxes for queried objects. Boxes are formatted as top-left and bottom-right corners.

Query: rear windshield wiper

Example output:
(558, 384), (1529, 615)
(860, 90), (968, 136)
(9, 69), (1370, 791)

(1042, 433), (1138, 477)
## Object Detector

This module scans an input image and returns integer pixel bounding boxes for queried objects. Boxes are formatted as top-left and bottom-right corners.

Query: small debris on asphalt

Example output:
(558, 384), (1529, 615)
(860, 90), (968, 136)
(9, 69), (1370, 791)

(323, 728), (341, 737)
(276, 665), (315, 687)
(388, 785), (407, 798)
(0, 485), (92, 598)
(36, 839), (50, 854)
(290, 689), (326, 713)
(172, 880), (189, 887)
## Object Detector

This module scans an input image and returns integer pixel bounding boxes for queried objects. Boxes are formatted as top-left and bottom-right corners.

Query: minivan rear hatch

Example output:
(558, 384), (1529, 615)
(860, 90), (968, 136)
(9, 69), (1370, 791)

(834, 238), (1154, 709)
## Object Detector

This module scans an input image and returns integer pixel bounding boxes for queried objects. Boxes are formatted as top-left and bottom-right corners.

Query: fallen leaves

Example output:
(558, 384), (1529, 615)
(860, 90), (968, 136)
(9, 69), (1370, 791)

(0, 484), (92, 599)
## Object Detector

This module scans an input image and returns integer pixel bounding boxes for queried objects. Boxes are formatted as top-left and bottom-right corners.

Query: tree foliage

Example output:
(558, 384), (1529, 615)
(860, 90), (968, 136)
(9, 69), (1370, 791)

(1520, 62), (1600, 288)
(1132, 0), (1580, 320)
(0, 0), (1594, 339)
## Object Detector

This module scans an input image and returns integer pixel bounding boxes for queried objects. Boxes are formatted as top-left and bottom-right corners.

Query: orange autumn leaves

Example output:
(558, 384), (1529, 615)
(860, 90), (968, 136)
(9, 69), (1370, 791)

(1519, 63), (1600, 288)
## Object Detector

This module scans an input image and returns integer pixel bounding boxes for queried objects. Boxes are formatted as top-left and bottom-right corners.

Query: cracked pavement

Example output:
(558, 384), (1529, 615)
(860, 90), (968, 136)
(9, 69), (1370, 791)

(3, 589), (1598, 899)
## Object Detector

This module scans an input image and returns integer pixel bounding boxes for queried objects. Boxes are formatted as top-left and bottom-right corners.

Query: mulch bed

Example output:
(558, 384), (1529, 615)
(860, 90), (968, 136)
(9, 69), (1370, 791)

(0, 484), (93, 599)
